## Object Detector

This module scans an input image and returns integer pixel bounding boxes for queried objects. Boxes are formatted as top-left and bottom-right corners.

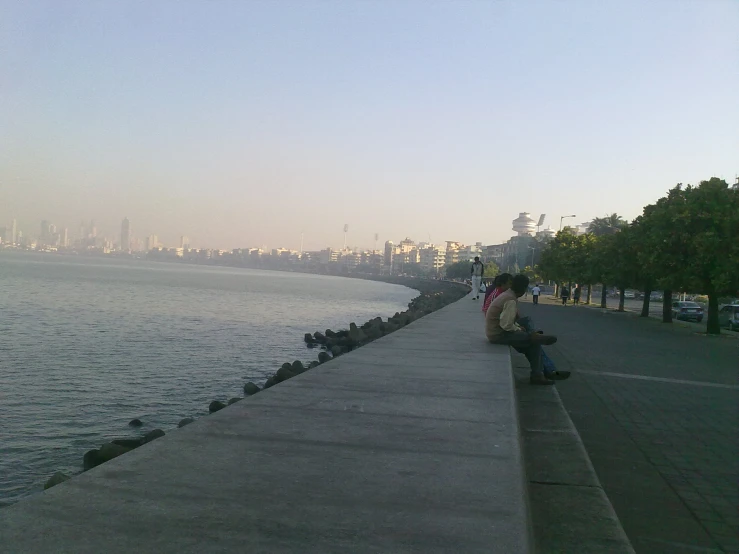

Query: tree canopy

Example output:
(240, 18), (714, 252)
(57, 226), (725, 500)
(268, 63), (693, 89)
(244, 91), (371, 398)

(538, 180), (739, 334)
(445, 260), (499, 280)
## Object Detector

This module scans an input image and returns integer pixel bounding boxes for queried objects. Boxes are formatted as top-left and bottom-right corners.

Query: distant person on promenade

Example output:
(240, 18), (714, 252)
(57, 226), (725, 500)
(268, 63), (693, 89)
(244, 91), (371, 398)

(486, 274), (558, 385)
(482, 273), (513, 314)
(470, 256), (484, 300)
(561, 285), (570, 305)
(531, 283), (541, 305)
(573, 285), (582, 305)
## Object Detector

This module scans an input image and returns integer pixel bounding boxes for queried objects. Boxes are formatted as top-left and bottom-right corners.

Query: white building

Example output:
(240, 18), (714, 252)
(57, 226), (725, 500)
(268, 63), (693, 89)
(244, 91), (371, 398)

(420, 246), (446, 274)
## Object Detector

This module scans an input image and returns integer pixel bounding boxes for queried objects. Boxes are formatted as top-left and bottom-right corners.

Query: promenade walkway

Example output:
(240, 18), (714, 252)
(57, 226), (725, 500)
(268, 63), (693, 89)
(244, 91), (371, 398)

(0, 299), (531, 553)
(519, 296), (739, 554)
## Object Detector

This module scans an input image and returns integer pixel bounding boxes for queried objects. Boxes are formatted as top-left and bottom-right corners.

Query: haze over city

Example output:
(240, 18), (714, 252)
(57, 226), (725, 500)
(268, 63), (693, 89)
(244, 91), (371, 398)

(2, 1), (737, 250)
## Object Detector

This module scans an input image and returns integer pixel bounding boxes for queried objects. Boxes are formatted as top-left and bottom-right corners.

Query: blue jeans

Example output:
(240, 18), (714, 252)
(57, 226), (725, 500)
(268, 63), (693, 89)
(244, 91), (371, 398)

(516, 316), (557, 375)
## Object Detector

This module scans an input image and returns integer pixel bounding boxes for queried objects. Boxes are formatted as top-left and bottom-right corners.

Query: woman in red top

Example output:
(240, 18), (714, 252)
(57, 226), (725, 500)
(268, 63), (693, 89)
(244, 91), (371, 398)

(482, 273), (513, 314)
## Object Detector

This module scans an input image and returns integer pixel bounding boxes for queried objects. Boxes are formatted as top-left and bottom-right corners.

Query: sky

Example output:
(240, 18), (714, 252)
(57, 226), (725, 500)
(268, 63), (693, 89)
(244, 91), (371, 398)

(1, 0), (737, 251)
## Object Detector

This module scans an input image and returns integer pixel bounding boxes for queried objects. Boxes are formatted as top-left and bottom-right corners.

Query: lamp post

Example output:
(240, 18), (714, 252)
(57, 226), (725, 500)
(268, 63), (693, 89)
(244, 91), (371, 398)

(527, 245), (536, 269)
(560, 215), (577, 231)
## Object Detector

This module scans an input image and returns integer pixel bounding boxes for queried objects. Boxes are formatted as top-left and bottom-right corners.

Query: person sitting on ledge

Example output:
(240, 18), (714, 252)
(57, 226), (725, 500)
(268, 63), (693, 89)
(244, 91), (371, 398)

(485, 274), (560, 385)
(482, 273), (513, 314)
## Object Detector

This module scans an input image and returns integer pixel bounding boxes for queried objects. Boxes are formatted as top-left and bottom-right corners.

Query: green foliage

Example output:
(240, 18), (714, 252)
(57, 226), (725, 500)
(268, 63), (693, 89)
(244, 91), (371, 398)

(539, 179), (739, 334)
(588, 213), (628, 236)
(444, 260), (499, 280)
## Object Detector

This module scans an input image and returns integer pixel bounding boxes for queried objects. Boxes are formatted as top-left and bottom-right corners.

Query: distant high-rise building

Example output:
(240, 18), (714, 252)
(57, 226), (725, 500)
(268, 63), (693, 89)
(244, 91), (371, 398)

(61, 228), (69, 248)
(180, 235), (190, 250)
(384, 241), (394, 267)
(146, 235), (158, 251)
(10, 219), (17, 245)
(121, 217), (131, 252)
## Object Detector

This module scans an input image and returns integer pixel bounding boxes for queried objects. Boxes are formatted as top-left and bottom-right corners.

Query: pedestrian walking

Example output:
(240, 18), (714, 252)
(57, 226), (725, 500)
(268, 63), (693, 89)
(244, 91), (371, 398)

(561, 286), (570, 305)
(531, 283), (541, 305)
(573, 285), (582, 305)
(470, 256), (484, 300)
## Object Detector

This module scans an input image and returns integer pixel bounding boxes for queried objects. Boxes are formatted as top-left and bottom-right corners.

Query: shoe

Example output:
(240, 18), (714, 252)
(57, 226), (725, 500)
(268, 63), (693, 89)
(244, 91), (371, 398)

(530, 375), (555, 385)
(547, 370), (571, 380)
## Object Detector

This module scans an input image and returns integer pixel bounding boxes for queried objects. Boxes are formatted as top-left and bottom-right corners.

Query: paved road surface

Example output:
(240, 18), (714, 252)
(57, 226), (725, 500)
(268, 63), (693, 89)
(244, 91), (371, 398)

(518, 298), (739, 554)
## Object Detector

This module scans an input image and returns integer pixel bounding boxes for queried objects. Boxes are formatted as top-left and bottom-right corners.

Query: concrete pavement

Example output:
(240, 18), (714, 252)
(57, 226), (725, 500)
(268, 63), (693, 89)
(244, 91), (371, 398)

(518, 297), (739, 553)
(0, 299), (532, 553)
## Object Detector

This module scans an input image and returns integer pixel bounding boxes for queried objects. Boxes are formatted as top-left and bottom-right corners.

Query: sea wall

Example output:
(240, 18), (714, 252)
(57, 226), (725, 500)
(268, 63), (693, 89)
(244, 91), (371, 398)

(42, 278), (469, 490)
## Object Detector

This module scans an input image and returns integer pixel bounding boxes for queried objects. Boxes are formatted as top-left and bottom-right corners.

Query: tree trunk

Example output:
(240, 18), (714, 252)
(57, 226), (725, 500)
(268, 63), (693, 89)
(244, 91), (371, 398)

(600, 285), (607, 308)
(618, 287), (625, 312)
(662, 290), (673, 323)
(641, 285), (652, 317)
(586, 283), (592, 305)
(706, 292), (720, 335)
(554, 283), (559, 297)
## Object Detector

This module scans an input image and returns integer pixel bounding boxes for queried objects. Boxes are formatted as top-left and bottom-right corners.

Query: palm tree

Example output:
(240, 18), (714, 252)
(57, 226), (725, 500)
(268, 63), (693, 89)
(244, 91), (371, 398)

(588, 213), (627, 237)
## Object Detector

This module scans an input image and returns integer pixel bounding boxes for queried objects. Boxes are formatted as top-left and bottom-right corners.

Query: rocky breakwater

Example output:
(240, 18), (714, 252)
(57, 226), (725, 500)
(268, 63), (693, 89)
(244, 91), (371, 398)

(42, 278), (467, 492)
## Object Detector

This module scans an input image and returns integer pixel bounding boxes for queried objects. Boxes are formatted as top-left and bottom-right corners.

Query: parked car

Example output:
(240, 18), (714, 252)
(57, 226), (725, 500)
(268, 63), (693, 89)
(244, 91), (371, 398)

(672, 301), (704, 323)
(718, 305), (739, 331)
(650, 291), (664, 301)
(624, 290), (636, 299)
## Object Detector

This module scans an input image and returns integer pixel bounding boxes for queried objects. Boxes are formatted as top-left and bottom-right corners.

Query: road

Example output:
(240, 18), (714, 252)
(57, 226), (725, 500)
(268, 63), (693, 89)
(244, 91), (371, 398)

(565, 294), (738, 335)
(518, 297), (739, 554)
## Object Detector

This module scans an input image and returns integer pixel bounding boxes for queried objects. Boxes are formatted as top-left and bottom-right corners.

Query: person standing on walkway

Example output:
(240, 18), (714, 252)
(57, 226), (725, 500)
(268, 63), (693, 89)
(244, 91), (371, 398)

(486, 274), (558, 385)
(470, 256), (484, 300)
(561, 285), (570, 305)
(573, 285), (582, 305)
(531, 283), (541, 305)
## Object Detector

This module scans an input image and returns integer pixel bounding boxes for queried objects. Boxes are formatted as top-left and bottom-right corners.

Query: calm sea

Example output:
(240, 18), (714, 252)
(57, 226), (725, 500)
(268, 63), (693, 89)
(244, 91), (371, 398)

(0, 252), (416, 506)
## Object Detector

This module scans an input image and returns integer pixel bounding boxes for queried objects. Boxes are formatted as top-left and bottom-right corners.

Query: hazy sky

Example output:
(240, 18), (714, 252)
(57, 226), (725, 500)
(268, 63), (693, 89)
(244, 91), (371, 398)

(2, 1), (737, 250)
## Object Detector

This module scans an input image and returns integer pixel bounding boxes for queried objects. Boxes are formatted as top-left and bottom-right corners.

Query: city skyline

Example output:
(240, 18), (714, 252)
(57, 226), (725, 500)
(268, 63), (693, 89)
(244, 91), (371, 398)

(2, 2), (737, 250)
(1, 209), (606, 253)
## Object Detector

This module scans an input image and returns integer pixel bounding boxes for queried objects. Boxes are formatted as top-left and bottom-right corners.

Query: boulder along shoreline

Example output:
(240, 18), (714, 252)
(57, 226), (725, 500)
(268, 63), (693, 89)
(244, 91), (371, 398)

(41, 277), (469, 492)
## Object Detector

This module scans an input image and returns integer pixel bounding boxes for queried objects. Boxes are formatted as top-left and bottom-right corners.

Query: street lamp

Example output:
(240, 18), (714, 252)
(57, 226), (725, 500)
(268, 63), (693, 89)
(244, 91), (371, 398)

(527, 245), (536, 268)
(560, 215), (577, 231)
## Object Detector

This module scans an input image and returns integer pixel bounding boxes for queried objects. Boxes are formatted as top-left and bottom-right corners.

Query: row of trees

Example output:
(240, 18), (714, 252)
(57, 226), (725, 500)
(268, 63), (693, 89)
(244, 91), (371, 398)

(538, 178), (739, 334)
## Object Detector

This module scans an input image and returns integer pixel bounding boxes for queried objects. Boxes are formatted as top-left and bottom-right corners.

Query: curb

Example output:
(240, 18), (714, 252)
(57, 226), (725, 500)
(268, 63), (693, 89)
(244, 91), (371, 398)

(512, 358), (635, 553)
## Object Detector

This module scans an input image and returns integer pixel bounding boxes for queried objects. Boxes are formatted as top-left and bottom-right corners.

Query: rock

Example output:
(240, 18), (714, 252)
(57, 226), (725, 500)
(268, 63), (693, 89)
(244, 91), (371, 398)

(304, 333), (315, 344)
(111, 438), (142, 449)
(243, 382), (260, 395)
(313, 332), (327, 344)
(209, 400), (227, 413)
(128, 418), (143, 427)
(44, 471), (71, 490)
(83, 449), (102, 470)
(325, 329), (336, 338)
(348, 323), (367, 345)
(308, 361), (320, 368)
(263, 376), (277, 389)
(98, 442), (133, 463)
(317, 351), (331, 364)
(178, 417), (195, 428)
(330, 345), (345, 357)
(142, 429), (166, 444)
(228, 397), (241, 405)
(336, 329), (349, 339)
(281, 362), (293, 371)
(275, 365), (296, 382)
(291, 360), (306, 374)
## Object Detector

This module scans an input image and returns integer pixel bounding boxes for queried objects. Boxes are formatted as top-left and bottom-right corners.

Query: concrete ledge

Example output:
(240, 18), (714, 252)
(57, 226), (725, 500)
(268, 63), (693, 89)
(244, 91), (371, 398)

(0, 299), (531, 553)
(512, 355), (635, 553)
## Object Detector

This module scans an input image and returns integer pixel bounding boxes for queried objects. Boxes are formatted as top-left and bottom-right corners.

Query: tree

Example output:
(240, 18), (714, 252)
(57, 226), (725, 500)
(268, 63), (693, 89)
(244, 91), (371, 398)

(588, 213), (628, 237)
(638, 178), (739, 334)
(444, 260), (499, 280)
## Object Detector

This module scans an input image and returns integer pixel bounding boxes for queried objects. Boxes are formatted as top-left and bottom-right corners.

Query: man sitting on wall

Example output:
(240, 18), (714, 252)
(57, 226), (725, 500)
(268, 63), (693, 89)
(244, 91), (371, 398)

(486, 274), (561, 385)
